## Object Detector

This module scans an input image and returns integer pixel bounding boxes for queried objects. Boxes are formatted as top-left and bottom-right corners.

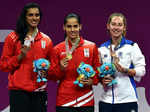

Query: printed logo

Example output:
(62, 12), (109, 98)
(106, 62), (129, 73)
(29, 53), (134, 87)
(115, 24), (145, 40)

(118, 52), (123, 59)
(104, 54), (107, 58)
(41, 40), (46, 49)
(84, 48), (89, 57)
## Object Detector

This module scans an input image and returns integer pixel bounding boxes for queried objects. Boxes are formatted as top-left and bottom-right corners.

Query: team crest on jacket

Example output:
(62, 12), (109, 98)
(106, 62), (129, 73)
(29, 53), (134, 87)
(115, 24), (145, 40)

(41, 40), (46, 49)
(84, 48), (89, 57)
(118, 52), (123, 59)
(104, 54), (107, 58)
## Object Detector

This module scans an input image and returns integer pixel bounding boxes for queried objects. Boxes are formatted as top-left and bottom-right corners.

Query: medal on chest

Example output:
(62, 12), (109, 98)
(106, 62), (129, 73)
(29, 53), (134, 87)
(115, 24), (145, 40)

(65, 37), (80, 60)
(24, 28), (38, 47)
(84, 48), (90, 57)
(66, 53), (72, 60)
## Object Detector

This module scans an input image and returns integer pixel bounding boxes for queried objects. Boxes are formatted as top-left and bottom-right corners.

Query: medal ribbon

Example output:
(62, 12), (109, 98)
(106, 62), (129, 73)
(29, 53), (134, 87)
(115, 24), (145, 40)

(65, 37), (80, 58)
(30, 28), (38, 42)
(110, 37), (122, 63)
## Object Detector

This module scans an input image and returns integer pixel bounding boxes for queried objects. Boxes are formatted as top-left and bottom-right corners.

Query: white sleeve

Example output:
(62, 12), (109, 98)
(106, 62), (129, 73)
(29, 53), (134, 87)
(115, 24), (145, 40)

(131, 43), (146, 79)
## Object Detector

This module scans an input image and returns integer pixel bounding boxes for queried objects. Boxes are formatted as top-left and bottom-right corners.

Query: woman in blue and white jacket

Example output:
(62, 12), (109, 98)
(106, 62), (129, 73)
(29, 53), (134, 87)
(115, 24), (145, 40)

(98, 13), (146, 112)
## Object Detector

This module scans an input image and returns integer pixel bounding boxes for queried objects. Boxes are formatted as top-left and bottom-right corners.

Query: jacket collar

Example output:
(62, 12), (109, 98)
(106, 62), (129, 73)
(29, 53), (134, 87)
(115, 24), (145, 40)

(34, 31), (42, 41)
(68, 36), (84, 47)
(100, 36), (133, 50)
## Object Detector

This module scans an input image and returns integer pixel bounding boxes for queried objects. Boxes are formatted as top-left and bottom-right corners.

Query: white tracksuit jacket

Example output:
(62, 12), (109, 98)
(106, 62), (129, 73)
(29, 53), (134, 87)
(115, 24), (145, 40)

(98, 37), (146, 104)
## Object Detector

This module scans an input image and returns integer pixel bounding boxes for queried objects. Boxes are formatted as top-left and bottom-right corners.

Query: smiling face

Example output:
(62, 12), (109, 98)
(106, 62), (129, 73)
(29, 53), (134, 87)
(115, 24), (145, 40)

(26, 8), (40, 30)
(107, 16), (126, 40)
(63, 17), (82, 40)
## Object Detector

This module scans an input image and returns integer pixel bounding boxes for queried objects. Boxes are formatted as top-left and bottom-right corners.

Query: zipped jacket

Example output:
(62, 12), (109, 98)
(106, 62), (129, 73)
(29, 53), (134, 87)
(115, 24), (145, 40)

(0, 31), (53, 92)
(54, 37), (101, 107)
(98, 37), (146, 104)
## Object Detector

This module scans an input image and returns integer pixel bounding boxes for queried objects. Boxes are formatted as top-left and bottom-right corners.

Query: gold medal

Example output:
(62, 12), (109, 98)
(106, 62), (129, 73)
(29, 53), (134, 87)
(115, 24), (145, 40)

(66, 53), (72, 60)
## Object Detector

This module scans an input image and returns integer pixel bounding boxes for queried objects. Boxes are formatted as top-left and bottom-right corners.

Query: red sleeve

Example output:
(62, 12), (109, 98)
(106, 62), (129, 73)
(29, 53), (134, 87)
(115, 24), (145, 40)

(92, 44), (101, 85)
(47, 44), (65, 81)
(0, 34), (20, 72)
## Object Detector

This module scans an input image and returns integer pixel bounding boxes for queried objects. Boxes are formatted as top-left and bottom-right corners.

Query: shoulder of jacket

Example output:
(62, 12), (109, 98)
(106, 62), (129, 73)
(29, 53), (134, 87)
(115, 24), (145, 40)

(6, 31), (18, 42)
(83, 40), (95, 46)
(100, 41), (110, 48)
(54, 41), (65, 50)
(125, 39), (135, 46)
(8, 31), (16, 38)
(40, 32), (51, 40)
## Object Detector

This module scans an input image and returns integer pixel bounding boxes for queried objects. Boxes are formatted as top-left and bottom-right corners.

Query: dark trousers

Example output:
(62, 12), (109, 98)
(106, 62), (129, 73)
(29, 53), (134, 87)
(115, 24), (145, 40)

(9, 90), (47, 112)
(99, 101), (138, 112)
(56, 106), (94, 112)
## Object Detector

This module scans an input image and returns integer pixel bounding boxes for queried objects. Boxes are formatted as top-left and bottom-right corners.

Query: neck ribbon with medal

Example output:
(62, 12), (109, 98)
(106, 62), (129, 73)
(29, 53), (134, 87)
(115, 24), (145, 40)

(110, 37), (122, 63)
(65, 37), (80, 60)
(24, 28), (38, 47)
(102, 37), (122, 86)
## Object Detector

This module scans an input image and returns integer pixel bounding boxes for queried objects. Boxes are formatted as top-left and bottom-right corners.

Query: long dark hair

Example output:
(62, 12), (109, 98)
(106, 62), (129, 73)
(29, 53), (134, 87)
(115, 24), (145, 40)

(15, 2), (42, 44)
(64, 13), (81, 38)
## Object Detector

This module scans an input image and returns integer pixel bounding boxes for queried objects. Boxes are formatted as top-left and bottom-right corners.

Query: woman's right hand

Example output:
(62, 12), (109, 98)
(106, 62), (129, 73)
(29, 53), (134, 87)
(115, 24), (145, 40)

(102, 75), (113, 87)
(18, 45), (30, 62)
(60, 57), (69, 70)
(21, 45), (30, 55)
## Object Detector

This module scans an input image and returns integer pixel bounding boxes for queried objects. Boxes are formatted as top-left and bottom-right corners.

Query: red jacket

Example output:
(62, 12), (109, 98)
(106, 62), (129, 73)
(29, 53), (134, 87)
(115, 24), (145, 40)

(53, 37), (101, 107)
(0, 31), (53, 92)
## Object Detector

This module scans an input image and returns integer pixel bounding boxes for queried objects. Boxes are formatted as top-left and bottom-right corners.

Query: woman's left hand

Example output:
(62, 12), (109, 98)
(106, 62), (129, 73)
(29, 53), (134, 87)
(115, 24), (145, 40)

(113, 58), (136, 76)
(40, 70), (47, 78)
(80, 77), (93, 86)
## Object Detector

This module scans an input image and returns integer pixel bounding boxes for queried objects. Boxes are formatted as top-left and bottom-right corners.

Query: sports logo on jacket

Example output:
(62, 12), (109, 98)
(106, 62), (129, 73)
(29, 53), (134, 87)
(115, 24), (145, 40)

(41, 40), (46, 49)
(118, 52), (123, 59)
(84, 48), (89, 57)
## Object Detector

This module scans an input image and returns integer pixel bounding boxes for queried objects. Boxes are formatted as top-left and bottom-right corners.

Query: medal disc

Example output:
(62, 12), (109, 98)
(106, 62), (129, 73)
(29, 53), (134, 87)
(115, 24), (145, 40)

(67, 53), (72, 60)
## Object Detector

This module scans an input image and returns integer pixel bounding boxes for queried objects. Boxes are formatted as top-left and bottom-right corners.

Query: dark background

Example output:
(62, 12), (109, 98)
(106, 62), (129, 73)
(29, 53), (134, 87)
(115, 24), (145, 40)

(0, 0), (150, 112)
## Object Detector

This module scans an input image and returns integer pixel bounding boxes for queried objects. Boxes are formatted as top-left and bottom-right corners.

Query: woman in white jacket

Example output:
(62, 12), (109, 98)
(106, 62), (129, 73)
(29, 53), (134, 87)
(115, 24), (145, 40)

(98, 13), (146, 112)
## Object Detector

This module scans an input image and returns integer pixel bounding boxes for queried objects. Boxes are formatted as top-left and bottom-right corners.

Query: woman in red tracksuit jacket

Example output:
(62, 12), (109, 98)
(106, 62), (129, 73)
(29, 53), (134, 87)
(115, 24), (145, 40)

(0, 2), (54, 112)
(53, 13), (101, 112)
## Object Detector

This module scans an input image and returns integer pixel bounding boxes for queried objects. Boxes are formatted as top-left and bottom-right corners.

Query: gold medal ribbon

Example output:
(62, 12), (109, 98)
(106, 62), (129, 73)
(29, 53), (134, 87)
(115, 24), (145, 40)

(65, 37), (80, 60)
